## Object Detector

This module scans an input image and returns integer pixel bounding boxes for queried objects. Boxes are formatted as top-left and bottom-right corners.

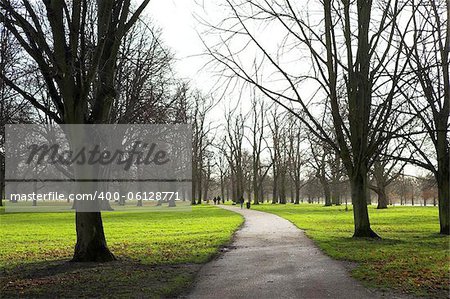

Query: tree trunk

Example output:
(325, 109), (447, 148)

(279, 174), (286, 204)
(220, 175), (225, 203)
(323, 180), (332, 206)
(366, 188), (372, 205)
(0, 156), (3, 207)
(191, 178), (196, 205)
(101, 200), (114, 210)
(72, 212), (116, 262)
(272, 176), (278, 204)
(118, 184), (126, 206)
(231, 175), (237, 202)
(197, 175), (203, 204)
(32, 180), (37, 206)
(69, 129), (116, 262)
(332, 190), (341, 205)
(253, 178), (259, 205)
(350, 168), (379, 238)
(437, 167), (450, 235)
(168, 196), (176, 207)
(376, 187), (388, 209)
(203, 181), (209, 204)
(290, 184), (294, 203)
(294, 183), (300, 204)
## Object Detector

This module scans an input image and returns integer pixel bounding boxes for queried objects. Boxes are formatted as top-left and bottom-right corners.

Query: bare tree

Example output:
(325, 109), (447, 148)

(112, 20), (174, 125)
(1, 0), (150, 261)
(369, 160), (404, 209)
(246, 96), (271, 204)
(203, 0), (412, 237)
(191, 90), (214, 204)
(268, 109), (281, 204)
(419, 173), (438, 207)
(223, 109), (245, 201)
(213, 146), (229, 202)
(395, 0), (449, 234)
(329, 152), (344, 205)
(287, 114), (305, 204)
(307, 135), (333, 206)
(369, 139), (407, 209)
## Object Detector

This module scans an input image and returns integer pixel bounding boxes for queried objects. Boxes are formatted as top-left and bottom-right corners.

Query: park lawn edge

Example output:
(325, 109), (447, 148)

(176, 206), (245, 297)
(0, 205), (244, 298)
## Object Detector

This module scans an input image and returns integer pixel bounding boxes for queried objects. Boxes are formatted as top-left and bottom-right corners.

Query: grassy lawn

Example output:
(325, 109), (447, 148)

(0, 205), (243, 298)
(252, 203), (449, 298)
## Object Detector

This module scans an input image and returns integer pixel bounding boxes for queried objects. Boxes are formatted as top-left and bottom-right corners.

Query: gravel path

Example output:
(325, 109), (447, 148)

(186, 205), (401, 299)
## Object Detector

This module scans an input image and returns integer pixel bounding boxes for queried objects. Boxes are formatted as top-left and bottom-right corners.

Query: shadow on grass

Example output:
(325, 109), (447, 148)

(0, 259), (200, 298)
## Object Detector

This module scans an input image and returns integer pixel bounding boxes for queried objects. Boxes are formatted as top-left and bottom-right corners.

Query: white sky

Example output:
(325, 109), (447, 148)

(145, 0), (212, 91)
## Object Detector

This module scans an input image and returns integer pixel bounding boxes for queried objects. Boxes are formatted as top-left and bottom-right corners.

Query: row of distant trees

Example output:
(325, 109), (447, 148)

(194, 102), (439, 208)
(206, 169), (439, 207)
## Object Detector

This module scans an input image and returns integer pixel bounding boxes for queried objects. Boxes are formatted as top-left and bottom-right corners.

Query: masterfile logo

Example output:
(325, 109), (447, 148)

(5, 124), (192, 212)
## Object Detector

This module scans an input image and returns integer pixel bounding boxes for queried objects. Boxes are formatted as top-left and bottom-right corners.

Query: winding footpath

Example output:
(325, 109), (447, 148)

(186, 205), (405, 299)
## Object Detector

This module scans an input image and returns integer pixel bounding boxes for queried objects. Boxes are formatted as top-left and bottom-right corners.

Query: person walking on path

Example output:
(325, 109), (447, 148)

(239, 196), (245, 209)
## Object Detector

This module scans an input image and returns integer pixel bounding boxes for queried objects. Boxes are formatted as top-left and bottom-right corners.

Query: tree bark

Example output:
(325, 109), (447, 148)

(220, 174), (225, 203)
(272, 174), (278, 204)
(252, 173), (259, 204)
(437, 159), (450, 234)
(168, 196), (176, 207)
(72, 212), (116, 262)
(322, 179), (332, 206)
(332, 190), (340, 205)
(350, 167), (379, 238)
(279, 172), (286, 204)
(376, 188), (388, 209)
(0, 154), (3, 207)
(294, 184), (300, 204)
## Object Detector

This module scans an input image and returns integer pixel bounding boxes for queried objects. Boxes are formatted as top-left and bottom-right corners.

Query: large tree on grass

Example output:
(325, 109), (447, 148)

(395, 0), (449, 234)
(203, 0), (413, 237)
(0, 0), (150, 261)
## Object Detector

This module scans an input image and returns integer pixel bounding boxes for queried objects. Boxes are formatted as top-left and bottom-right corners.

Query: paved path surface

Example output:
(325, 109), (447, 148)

(186, 205), (393, 299)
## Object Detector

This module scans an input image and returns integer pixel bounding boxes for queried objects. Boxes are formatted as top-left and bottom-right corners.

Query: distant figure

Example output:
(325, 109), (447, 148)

(239, 196), (245, 209)
(213, 197), (217, 205)
(246, 201), (251, 209)
(218, 196), (224, 204)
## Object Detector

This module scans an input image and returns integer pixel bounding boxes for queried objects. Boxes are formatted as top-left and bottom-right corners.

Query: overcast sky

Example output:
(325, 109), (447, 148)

(146, 0), (211, 90)
(145, 1), (424, 177)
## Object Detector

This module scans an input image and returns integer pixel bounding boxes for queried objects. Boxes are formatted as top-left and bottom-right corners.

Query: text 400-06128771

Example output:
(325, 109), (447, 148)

(109, 191), (181, 201)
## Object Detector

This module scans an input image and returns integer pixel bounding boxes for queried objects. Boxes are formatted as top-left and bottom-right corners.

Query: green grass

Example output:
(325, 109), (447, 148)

(0, 205), (243, 298)
(252, 203), (449, 297)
